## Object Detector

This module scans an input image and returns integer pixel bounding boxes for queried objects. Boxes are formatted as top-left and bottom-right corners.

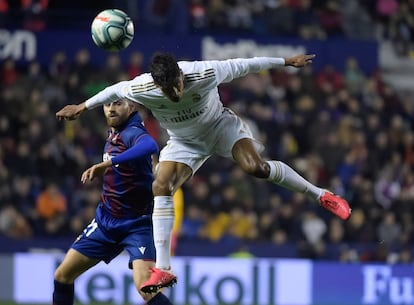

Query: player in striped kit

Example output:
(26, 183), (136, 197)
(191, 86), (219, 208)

(56, 52), (352, 293)
(53, 100), (173, 305)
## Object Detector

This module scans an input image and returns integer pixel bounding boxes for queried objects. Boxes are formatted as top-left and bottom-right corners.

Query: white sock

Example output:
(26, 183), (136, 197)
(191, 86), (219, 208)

(266, 160), (324, 201)
(152, 196), (175, 270)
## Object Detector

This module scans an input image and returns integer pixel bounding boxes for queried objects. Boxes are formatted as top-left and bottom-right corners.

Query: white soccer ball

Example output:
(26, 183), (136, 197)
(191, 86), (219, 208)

(91, 9), (134, 51)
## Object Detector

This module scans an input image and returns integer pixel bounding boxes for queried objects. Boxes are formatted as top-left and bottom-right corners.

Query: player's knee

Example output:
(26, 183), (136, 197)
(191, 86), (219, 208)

(240, 159), (268, 178)
(54, 267), (74, 284)
(152, 178), (172, 196)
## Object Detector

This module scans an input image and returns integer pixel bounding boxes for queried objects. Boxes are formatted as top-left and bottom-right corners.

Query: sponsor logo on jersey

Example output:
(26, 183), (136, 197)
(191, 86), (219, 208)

(160, 106), (208, 123)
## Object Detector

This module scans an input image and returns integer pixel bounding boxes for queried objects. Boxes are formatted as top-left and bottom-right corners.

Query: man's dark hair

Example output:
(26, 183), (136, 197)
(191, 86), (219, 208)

(150, 52), (180, 88)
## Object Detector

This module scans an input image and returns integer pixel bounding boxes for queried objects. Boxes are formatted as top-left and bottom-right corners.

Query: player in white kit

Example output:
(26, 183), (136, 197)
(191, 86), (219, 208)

(56, 52), (351, 293)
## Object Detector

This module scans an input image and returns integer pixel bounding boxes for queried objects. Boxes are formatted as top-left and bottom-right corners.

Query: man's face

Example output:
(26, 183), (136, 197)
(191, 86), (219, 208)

(103, 100), (132, 128)
(159, 70), (185, 103)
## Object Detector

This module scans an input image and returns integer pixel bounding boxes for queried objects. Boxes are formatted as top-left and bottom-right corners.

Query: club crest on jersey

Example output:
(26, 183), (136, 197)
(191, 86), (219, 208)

(109, 133), (120, 144)
(103, 152), (119, 167)
(192, 93), (201, 102)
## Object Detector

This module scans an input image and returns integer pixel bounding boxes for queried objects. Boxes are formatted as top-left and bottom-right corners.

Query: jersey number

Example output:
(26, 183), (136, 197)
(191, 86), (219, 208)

(83, 218), (98, 237)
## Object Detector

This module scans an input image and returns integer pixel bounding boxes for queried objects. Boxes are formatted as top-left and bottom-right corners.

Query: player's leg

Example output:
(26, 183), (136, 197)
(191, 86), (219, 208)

(54, 208), (125, 305)
(142, 160), (191, 291)
(232, 138), (351, 220)
(232, 138), (325, 196)
(132, 260), (173, 304)
(53, 249), (100, 305)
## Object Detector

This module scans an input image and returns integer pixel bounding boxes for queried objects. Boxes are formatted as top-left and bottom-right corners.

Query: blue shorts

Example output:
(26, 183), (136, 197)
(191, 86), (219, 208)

(72, 203), (156, 268)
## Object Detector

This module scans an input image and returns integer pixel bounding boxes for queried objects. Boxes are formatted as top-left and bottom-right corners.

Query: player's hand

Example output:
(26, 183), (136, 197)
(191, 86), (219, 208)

(56, 103), (87, 121)
(81, 161), (111, 183)
(284, 54), (316, 67)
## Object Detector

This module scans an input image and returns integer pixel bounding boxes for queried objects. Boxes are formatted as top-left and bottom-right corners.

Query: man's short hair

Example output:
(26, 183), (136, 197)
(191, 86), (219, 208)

(150, 52), (180, 88)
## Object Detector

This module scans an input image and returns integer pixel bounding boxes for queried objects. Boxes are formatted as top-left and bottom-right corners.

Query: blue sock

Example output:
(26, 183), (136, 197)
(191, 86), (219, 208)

(147, 292), (173, 305)
(53, 280), (74, 305)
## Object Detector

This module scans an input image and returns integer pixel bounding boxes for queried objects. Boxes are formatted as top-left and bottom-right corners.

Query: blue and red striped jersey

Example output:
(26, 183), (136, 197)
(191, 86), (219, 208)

(101, 112), (157, 218)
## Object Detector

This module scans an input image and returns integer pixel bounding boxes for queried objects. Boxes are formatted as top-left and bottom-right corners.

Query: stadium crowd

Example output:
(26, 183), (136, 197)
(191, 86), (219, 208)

(1, 0), (414, 56)
(0, 44), (413, 264)
(0, 0), (414, 264)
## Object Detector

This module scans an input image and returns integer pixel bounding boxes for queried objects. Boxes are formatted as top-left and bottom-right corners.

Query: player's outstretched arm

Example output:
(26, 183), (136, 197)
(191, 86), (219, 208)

(56, 102), (87, 121)
(284, 54), (316, 68)
(81, 159), (112, 184)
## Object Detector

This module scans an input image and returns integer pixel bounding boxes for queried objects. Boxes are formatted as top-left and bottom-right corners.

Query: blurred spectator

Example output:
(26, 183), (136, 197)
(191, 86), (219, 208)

(226, 0), (253, 31)
(375, 0), (399, 39)
(317, 0), (344, 37)
(127, 51), (144, 78)
(36, 183), (67, 219)
(205, 0), (228, 30)
(377, 211), (401, 246)
(0, 204), (33, 239)
(262, 0), (294, 36)
(49, 51), (70, 86)
(35, 182), (67, 235)
(293, 0), (325, 39)
(301, 210), (327, 245)
(342, 0), (375, 40)
(316, 64), (345, 93)
(0, 0), (9, 27)
(189, 0), (207, 30)
(344, 208), (375, 243)
(21, 0), (49, 31)
(102, 53), (124, 84)
(344, 57), (366, 95)
(374, 152), (404, 209)
(1, 58), (18, 87)
(226, 207), (257, 240)
(180, 205), (206, 240)
(389, 1), (414, 57)
(143, 0), (188, 34)
(70, 48), (94, 86)
(200, 211), (230, 242)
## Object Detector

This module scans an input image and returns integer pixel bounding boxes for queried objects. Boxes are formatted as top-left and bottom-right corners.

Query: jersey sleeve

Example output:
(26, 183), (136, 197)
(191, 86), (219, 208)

(85, 80), (143, 109)
(207, 57), (285, 84)
(111, 134), (158, 165)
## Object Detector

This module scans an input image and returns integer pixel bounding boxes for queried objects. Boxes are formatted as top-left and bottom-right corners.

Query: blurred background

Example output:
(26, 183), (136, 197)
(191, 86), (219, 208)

(0, 0), (414, 304)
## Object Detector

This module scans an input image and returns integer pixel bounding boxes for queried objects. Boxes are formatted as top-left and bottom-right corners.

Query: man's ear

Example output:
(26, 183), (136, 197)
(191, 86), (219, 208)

(127, 100), (138, 113)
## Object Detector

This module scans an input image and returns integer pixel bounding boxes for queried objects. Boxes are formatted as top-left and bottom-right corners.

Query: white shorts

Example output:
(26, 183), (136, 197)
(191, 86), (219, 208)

(159, 108), (264, 174)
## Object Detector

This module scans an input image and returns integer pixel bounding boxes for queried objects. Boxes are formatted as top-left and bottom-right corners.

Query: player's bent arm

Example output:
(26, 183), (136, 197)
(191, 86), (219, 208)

(111, 135), (158, 165)
(81, 136), (157, 183)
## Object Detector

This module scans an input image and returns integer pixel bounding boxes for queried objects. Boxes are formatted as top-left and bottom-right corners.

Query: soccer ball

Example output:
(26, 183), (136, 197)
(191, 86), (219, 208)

(91, 9), (134, 51)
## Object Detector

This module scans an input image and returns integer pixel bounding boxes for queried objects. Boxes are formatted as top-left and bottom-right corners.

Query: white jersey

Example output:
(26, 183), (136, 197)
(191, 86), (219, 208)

(86, 57), (285, 138)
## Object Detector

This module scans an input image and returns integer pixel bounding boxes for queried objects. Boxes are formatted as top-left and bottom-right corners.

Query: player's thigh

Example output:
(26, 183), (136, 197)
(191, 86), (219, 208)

(155, 160), (193, 194)
(54, 249), (100, 283)
(232, 137), (263, 165)
(214, 109), (264, 159)
(158, 138), (210, 179)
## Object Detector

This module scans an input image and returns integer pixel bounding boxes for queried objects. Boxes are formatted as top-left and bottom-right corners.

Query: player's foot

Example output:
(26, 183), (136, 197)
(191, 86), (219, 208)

(140, 267), (177, 293)
(319, 191), (351, 220)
